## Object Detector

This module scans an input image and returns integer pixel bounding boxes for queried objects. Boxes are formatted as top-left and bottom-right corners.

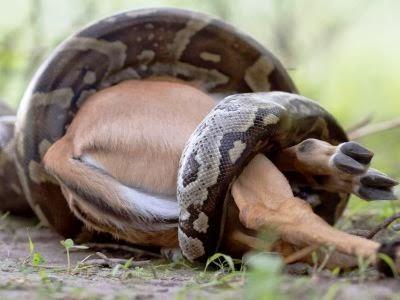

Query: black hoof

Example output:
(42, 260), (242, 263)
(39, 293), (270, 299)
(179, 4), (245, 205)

(332, 152), (366, 175)
(357, 169), (399, 200)
(376, 240), (400, 277)
(357, 187), (398, 200)
(340, 142), (374, 165)
(360, 170), (399, 188)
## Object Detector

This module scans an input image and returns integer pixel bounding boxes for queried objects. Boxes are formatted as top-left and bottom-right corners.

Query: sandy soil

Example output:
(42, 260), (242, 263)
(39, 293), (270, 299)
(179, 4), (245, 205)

(1, 215), (399, 300)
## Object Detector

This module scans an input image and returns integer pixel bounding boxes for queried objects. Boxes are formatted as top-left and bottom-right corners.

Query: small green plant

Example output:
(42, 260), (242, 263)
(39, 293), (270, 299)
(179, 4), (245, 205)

(322, 282), (343, 300)
(204, 253), (238, 273)
(0, 211), (9, 230)
(123, 257), (133, 269)
(111, 264), (121, 277)
(122, 266), (148, 279)
(310, 246), (336, 276)
(356, 255), (375, 282)
(37, 269), (63, 295)
(110, 258), (134, 278)
(189, 253), (244, 289)
(28, 233), (45, 266)
(175, 253), (243, 300)
(60, 238), (88, 273)
(377, 253), (399, 278)
(0, 211), (9, 220)
(72, 253), (95, 273)
(330, 266), (341, 277)
(110, 257), (155, 279)
(244, 252), (286, 300)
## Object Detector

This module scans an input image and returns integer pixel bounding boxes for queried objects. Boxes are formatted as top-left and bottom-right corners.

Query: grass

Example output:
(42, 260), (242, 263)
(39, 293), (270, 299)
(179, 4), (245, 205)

(3, 233), (398, 299)
(377, 253), (399, 278)
(27, 232), (45, 267)
(244, 252), (286, 300)
(0, 211), (10, 230)
(1, 195), (399, 300)
(60, 238), (89, 273)
(0, 1), (399, 297)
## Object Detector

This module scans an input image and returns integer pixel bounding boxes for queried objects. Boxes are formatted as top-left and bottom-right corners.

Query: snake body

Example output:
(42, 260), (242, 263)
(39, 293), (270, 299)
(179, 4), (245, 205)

(0, 103), (28, 215)
(178, 92), (348, 261)
(2, 8), (348, 261)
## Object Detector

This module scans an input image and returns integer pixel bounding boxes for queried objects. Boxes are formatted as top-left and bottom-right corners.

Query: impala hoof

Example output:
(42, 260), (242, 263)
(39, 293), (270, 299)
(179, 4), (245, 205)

(332, 142), (374, 174)
(332, 152), (366, 174)
(356, 169), (398, 200)
(340, 141), (374, 164)
(360, 170), (398, 188)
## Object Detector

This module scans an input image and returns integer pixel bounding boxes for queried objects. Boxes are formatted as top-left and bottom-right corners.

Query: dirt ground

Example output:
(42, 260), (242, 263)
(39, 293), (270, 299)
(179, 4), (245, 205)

(1, 214), (400, 300)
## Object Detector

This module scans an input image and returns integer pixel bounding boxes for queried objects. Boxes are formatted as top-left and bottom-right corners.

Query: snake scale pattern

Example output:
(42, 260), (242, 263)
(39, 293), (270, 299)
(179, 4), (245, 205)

(2, 8), (348, 261)
(178, 92), (347, 260)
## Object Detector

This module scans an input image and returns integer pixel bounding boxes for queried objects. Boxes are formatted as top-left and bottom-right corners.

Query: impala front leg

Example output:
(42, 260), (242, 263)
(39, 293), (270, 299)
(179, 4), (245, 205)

(271, 139), (398, 200)
(231, 154), (400, 275)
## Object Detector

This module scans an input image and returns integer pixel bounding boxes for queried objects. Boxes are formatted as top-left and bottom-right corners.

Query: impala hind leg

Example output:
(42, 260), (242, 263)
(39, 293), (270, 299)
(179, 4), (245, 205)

(272, 139), (398, 200)
(231, 154), (400, 275)
(43, 137), (179, 246)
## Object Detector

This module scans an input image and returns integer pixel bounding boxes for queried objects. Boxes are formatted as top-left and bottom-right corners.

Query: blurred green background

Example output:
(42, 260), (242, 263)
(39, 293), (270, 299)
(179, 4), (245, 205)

(0, 0), (399, 218)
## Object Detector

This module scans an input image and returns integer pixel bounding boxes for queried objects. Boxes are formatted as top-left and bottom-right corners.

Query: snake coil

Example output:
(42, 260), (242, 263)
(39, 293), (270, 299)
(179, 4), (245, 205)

(0, 8), (348, 261)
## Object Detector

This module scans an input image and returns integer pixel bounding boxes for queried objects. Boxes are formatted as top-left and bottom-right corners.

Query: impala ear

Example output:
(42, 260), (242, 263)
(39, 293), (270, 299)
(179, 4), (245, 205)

(376, 240), (400, 277)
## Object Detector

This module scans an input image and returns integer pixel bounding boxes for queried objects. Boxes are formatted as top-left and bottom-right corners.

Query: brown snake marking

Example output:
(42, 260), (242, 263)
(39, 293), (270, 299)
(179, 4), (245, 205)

(0, 103), (27, 215)
(4, 8), (350, 260)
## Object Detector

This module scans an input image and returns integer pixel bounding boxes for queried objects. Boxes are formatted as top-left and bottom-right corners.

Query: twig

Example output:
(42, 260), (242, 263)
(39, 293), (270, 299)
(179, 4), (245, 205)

(81, 258), (150, 267)
(26, 264), (63, 269)
(346, 113), (374, 133)
(366, 212), (400, 239)
(96, 251), (112, 262)
(348, 117), (400, 140)
(83, 243), (163, 258)
(346, 229), (370, 237)
(233, 231), (321, 264)
(231, 231), (274, 251)
(72, 253), (95, 273)
(284, 245), (320, 264)
(81, 252), (150, 267)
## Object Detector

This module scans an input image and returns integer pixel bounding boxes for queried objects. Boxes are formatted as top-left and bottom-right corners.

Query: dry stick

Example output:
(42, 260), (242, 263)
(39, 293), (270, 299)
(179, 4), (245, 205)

(234, 115), (400, 264)
(96, 251), (112, 263)
(348, 117), (400, 140)
(232, 231), (275, 252)
(234, 212), (400, 265)
(27, 264), (63, 269)
(346, 113), (374, 133)
(233, 231), (320, 264)
(283, 245), (320, 265)
(81, 252), (150, 267)
(247, 211), (400, 263)
(366, 212), (400, 239)
(82, 212), (400, 267)
(346, 229), (371, 237)
(84, 243), (163, 258)
(81, 259), (150, 267)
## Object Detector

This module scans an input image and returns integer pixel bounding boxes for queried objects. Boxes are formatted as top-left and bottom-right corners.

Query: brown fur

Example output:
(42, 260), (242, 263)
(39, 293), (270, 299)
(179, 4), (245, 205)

(232, 154), (380, 265)
(44, 80), (387, 268)
(44, 80), (214, 247)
